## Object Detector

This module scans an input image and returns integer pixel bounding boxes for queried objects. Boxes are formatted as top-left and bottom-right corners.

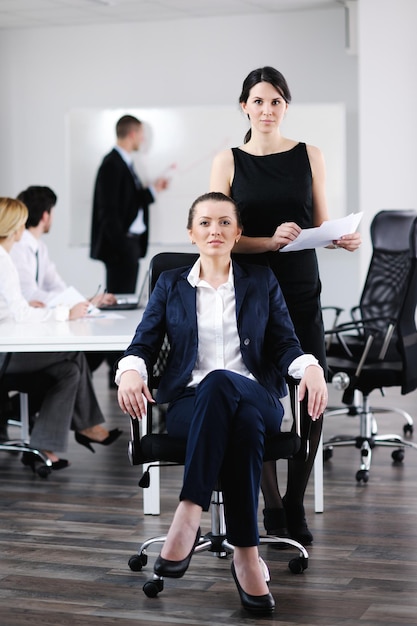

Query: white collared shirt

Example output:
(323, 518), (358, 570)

(10, 229), (66, 304)
(115, 260), (321, 388)
(186, 258), (254, 386)
(0, 245), (57, 322)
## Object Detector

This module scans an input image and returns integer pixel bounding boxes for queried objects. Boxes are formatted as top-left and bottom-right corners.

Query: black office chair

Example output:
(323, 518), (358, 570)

(0, 353), (53, 477)
(323, 211), (417, 482)
(126, 252), (309, 598)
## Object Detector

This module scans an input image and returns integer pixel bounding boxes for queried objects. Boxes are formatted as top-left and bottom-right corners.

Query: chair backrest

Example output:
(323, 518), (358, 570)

(396, 217), (417, 394)
(359, 210), (417, 331)
(149, 252), (199, 293)
(147, 252), (199, 388)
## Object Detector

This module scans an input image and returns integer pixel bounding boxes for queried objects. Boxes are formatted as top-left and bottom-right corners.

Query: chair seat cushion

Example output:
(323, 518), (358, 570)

(327, 356), (402, 395)
(139, 431), (301, 465)
(141, 434), (186, 463)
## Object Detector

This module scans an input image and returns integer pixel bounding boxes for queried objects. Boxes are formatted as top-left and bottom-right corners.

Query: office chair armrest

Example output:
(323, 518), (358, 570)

(286, 376), (302, 439)
(322, 305), (345, 327)
(322, 306), (346, 349)
(128, 415), (145, 465)
(325, 320), (369, 358)
(325, 317), (396, 359)
(285, 376), (311, 461)
(350, 304), (362, 324)
(327, 314), (396, 332)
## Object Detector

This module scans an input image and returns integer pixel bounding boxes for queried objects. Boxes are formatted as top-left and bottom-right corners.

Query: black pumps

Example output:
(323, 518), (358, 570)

(154, 528), (201, 578)
(21, 451), (69, 472)
(231, 561), (275, 615)
(75, 428), (122, 452)
(264, 499), (314, 546)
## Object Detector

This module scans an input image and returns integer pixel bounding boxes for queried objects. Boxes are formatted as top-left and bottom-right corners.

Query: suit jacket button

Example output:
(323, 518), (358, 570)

(243, 338), (250, 346)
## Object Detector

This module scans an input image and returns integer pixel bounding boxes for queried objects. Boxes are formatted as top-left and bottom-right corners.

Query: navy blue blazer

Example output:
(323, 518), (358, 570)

(123, 261), (304, 404)
(90, 149), (154, 263)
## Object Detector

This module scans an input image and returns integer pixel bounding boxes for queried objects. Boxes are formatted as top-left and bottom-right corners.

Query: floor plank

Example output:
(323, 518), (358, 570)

(2, 364), (417, 625)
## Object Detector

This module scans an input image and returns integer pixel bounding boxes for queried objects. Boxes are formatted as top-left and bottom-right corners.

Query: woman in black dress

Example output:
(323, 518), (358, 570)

(210, 66), (361, 544)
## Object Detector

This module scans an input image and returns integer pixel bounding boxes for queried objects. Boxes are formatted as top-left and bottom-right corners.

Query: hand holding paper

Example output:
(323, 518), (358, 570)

(280, 212), (363, 252)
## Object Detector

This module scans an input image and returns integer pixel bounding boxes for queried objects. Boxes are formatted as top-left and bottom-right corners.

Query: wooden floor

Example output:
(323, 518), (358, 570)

(2, 365), (417, 626)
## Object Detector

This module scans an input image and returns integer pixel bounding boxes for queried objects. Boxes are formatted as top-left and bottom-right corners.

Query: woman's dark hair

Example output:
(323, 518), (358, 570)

(187, 192), (242, 229)
(239, 66), (292, 143)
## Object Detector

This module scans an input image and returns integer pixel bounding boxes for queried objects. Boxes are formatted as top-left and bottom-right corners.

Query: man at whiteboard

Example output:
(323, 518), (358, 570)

(90, 114), (170, 293)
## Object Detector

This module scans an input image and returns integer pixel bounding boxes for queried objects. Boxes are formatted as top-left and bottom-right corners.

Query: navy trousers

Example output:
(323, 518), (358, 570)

(166, 370), (284, 547)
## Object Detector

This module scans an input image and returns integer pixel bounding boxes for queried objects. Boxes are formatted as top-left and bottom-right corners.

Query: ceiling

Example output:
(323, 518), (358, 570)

(0, 0), (344, 30)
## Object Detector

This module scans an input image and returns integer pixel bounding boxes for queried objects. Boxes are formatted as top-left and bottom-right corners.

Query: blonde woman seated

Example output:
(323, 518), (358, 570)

(0, 197), (121, 471)
(117, 192), (327, 614)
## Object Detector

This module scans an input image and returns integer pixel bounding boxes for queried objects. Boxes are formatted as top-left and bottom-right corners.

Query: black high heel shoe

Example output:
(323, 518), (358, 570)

(231, 561), (275, 615)
(74, 428), (122, 453)
(154, 528), (201, 578)
(21, 451), (70, 472)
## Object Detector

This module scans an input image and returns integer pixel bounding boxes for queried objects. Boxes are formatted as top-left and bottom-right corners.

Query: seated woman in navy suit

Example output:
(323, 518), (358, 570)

(116, 192), (327, 615)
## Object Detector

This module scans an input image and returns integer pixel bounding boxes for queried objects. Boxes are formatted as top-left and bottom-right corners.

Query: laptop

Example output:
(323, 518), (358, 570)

(98, 294), (140, 311)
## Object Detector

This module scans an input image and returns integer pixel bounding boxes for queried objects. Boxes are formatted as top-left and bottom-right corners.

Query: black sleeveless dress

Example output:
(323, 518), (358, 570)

(231, 143), (327, 370)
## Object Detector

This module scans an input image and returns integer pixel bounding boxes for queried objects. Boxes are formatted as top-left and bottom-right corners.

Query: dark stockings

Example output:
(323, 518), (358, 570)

(261, 397), (323, 510)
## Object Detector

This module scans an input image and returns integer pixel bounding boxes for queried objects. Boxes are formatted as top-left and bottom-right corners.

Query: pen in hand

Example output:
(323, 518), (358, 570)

(95, 288), (108, 308)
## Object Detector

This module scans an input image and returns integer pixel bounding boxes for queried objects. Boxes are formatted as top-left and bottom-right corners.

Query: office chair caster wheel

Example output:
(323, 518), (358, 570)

(323, 448), (333, 462)
(356, 469), (369, 483)
(403, 423), (413, 436)
(392, 449), (405, 463)
(37, 464), (51, 478)
(128, 553), (147, 571)
(143, 579), (164, 597)
(288, 556), (308, 574)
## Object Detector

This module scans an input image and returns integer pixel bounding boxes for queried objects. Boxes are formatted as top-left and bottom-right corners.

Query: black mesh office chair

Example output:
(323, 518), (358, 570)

(0, 353), (53, 477)
(324, 210), (417, 482)
(126, 252), (309, 598)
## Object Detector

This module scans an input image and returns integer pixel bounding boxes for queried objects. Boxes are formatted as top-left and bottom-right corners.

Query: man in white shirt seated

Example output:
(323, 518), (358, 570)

(10, 186), (119, 382)
(11, 186), (115, 309)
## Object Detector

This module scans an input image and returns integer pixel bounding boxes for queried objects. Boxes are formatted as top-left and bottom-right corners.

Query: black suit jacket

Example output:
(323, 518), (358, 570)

(90, 148), (154, 263)
(123, 261), (304, 404)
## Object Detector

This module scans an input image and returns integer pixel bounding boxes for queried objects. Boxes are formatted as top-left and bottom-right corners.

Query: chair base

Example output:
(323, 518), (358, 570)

(324, 393), (417, 483)
(129, 529), (309, 597)
(325, 403), (414, 435)
(0, 440), (52, 478)
(128, 488), (309, 598)
(0, 392), (52, 478)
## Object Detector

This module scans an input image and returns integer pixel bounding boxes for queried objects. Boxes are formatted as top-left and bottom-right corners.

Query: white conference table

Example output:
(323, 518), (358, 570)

(0, 309), (141, 353)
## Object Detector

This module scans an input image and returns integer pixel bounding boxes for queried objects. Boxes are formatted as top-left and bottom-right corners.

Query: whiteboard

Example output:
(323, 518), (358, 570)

(67, 104), (345, 247)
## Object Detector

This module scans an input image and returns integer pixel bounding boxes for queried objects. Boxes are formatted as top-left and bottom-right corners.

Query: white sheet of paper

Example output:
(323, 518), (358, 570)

(280, 212), (363, 253)
(46, 287), (126, 319)
(47, 286), (86, 308)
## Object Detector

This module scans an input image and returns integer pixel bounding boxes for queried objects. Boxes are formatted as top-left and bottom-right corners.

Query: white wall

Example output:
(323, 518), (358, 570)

(358, 0), (417, 281)
(0, 7), (359, 311)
